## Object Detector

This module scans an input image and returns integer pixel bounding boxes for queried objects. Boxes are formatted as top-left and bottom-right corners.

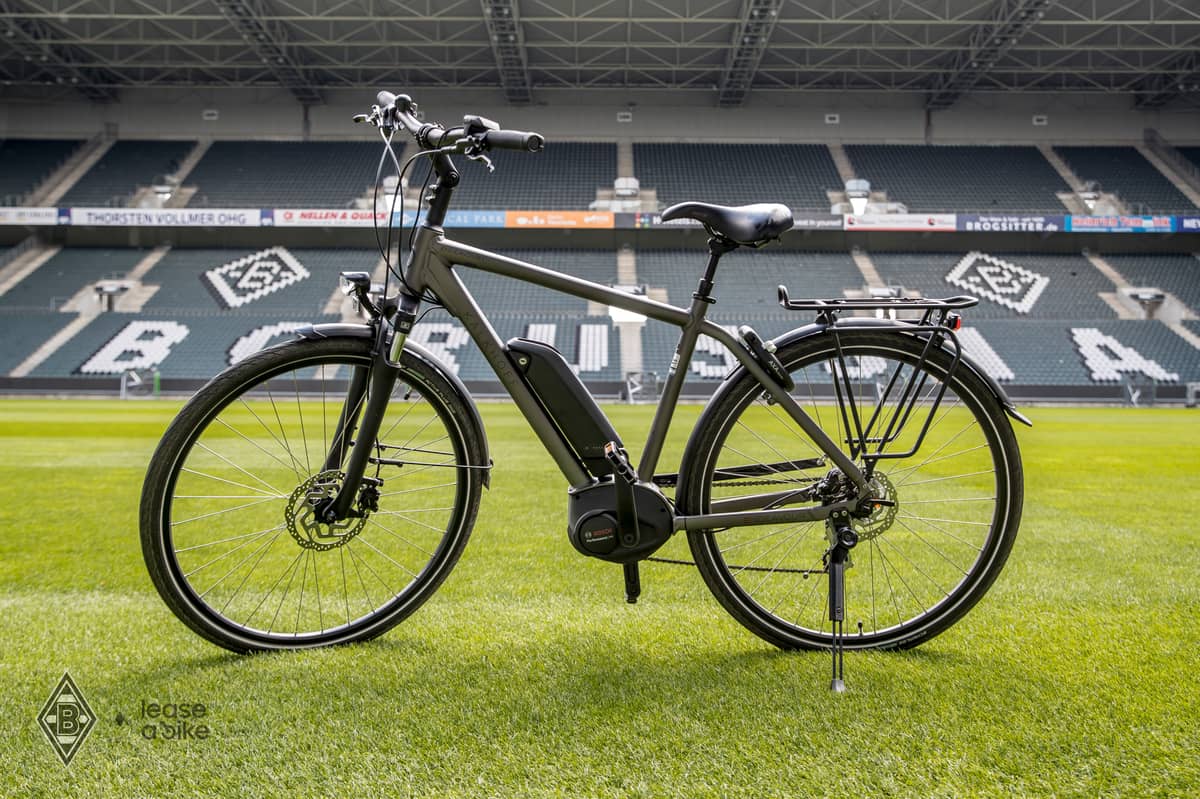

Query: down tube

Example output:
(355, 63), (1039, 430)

(417, 255), (592, 488)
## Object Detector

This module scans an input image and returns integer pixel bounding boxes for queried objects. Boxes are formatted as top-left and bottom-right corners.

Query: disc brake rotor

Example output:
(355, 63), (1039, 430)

(285, 469), (368, 551)
(856, 472), (898, 540)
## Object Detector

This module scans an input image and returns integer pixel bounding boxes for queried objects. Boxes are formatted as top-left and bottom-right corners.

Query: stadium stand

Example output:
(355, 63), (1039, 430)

(0, 139), (82, 204)
(139, 247), (378, 315)
(633, 143), (841, 211)
(58, 140), (195, 206)
(450, 142), (616, 209)
(843, 145), (1070, 213)
(636, 249), (859, 316)
(869, 251), (1117, 319)
(411, 309), (622, 383)
(0, 248), (147, 310)
(28, 312), (342, 379)
(453, 248), (618, 317)
(1178, 147), (1200, 173)
(0, 311), (74, 374)
(1102, 253), (1200, 313)
(963, 319), (1198, 385)
(1053, 146), (1197, 214)
(184, 142), (384, 208)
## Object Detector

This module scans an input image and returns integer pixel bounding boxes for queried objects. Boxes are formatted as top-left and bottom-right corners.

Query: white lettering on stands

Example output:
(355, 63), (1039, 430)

(1070, 328), (1179, 382)
(228, 322), (307, 365)
(957, 328), (1015, 381)
(690, 326), (739, 379)
(410, 323), (471, 374)
(523, 323), (609, 374)
(79, 321), (189, 374)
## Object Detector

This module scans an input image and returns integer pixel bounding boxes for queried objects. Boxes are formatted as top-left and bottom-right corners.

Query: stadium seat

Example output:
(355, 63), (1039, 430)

(0, 139), (83, 204)
(633, 143), (841, 211)
(184, 142), (386, 208)
(0, 248), (148, 310)
(1053, 146), (1197, 214)
(450, 142), (616, 209)
(843, 145), (1070, 213)
(59, 140), (195, 207)
(869, 251), (1117, 319)
(1102, 253), (1200, 314)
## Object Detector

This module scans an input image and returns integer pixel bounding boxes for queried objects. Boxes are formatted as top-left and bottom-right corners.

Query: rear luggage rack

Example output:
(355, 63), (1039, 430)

(776, 286), (978, 465)
(777, 286), (978, 313)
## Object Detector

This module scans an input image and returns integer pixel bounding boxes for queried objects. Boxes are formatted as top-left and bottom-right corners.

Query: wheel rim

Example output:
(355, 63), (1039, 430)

(161, 353), (468, 645)
(696, 338), (1012, 648)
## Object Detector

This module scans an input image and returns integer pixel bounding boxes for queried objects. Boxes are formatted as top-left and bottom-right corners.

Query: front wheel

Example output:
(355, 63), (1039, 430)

(678, 329), (1023, 651)
(140, 336), (485, 652)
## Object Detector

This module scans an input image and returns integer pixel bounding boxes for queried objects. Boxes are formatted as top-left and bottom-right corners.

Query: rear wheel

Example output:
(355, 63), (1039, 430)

(678, 329), (1022, 650)
(140, 336), (484, 652)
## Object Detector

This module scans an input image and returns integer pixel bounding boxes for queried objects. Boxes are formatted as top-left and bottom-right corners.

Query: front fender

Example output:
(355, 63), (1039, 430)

(295, 322), (493, 486)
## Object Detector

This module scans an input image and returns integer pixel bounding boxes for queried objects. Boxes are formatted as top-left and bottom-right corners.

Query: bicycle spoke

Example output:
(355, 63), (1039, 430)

(183, 523), (285, 578)
(172, 496), (281, 526)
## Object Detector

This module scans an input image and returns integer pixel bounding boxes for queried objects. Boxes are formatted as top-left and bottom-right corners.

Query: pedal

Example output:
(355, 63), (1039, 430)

(603, 441), (637, 485)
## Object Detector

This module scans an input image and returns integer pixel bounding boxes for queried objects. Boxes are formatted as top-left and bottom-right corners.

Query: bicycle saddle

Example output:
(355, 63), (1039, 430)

(660, 201), (793, 246)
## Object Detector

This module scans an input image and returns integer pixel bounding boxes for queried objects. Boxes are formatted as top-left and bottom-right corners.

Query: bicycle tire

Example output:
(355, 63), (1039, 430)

(678, 329), (1023, 651)
(140, 335), (485, 652)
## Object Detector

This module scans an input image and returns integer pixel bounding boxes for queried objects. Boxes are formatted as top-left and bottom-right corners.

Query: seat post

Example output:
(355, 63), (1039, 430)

(695, 235), (738, 302)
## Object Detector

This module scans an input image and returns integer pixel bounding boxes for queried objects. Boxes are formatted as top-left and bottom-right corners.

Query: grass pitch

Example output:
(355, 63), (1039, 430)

(1, 399), (1197, 797)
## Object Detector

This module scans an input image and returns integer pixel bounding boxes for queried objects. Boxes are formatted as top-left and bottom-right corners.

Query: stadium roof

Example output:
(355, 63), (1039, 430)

(1, 0), (1198, 110)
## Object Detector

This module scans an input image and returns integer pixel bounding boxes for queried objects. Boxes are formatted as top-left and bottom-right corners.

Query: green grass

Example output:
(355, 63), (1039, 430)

(1, 399), (1197, 797)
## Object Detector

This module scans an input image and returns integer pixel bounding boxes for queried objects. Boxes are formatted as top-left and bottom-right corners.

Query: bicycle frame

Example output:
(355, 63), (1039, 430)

(372, 223), (873, 533)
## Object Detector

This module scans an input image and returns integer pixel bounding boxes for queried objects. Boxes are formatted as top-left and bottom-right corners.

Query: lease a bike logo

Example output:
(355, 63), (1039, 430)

(201, 246), (310, 309)
(38, 672), (96, 766)
(945, 251), (1048, 314)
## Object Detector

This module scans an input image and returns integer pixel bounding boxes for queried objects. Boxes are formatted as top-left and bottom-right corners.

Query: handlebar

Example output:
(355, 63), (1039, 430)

(366, 90), (543, 154)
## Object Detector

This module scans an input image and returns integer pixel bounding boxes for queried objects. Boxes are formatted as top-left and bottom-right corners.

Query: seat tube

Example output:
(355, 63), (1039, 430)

(637, 239), (732, 481)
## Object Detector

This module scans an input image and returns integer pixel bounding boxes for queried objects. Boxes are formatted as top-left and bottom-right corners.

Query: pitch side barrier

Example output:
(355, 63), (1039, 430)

(3, 207), (1199, 234)
(0, 377), (1190, 406)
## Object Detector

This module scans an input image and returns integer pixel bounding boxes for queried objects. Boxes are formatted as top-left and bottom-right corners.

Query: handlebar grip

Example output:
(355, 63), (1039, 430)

(482, 129), (545, 152)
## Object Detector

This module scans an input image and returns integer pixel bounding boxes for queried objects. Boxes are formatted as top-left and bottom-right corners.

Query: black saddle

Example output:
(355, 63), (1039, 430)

(660, 201), (793, 246)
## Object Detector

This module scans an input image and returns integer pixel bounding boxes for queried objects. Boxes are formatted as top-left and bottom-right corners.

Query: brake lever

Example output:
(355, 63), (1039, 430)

(460, 136), (495, 173)
(466, 151), (494, 173)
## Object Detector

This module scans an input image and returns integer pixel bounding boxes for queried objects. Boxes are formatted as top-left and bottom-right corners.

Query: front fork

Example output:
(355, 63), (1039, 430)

(319, 291), (421, 523)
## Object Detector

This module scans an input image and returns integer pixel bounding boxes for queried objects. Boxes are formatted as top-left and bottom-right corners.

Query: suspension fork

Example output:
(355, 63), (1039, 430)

(319, 319), (406, 523)
(321, 364), (370, 473)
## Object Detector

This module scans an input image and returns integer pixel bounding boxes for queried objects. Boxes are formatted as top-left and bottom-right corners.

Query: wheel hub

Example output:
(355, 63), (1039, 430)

(855, 472), (898, 540)
(285, 470), (368, 551)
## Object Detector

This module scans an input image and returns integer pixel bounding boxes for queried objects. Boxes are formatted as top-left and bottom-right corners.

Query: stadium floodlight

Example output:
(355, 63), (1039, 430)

(845, 179), (871, 215)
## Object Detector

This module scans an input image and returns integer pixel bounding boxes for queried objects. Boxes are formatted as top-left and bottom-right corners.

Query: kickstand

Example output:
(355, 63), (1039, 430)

(827, 522), (858, 693)
(623, 562), (641, 604)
